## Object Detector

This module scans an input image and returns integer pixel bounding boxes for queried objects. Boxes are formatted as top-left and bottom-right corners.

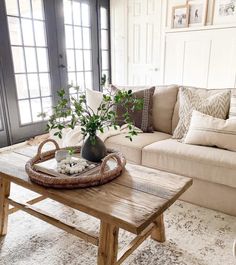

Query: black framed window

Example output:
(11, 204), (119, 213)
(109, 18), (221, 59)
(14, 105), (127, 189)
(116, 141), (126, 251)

(0, 0), (110, 146)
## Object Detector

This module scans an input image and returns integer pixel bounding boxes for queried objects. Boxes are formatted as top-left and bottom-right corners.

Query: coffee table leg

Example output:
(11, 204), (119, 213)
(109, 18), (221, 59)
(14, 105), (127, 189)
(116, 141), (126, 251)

(97, 221), (119, 265)
(0, 177), (10, 236)
(151, 214), (166, 242)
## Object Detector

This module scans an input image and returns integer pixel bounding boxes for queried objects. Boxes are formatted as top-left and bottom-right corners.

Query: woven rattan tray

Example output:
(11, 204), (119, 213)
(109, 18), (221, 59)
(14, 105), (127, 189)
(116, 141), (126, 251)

(25, 139), (126, 189)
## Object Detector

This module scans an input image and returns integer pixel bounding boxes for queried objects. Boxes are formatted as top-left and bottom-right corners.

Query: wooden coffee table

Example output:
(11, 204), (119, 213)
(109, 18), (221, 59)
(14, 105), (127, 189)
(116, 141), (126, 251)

(0, 144), (192, 265)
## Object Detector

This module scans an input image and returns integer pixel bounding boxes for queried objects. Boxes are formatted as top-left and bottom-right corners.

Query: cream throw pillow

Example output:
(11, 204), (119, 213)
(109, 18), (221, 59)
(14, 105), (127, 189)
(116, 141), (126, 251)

(229, 90), (236, 119)
(185, 110), (236, 152)
(86, 88), (103, 114)
(173, 87), (231, 139)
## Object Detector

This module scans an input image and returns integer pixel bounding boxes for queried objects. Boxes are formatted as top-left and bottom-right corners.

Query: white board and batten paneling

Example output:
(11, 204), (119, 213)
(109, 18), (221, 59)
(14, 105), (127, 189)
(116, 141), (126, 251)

(164, 27), (236, 89)
(111, 0), (236, 89)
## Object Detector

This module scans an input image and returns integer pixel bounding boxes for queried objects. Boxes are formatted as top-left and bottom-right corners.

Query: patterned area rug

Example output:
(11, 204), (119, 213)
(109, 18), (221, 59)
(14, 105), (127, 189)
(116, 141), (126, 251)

(0, 184), (236, 265)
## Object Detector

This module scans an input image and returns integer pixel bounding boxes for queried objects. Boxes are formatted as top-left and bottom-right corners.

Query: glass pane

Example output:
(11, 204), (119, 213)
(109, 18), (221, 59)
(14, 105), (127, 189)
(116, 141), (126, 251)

(63, 0), (72, 24)
(100, 7), (108, 29)
(75, 50), (83, 71)
(77, 72), (84, 90)
(34, 21), (46, 46)
(25, 47), (37, 72)
(39, 73), (51, 96)
(15, 74), (28, 99)
(66, 50), (75, 71)
(19, 0), (32, 18)
(68, 72), (76, 87)
(102, 50), (109, 70)
(83, 50), (91, 71)
(42, 97), (52, 117)
(8, 17), (22, 45)
(65, 25), (74, 49)
(85, 72), (92, 90)
(0, 113), (2, 130)
(11, 47), (25, 73)
(81, 3), (90, 26)
(101, 30), (108, 50)
(5, 0), (19, 16)
(32, 0), (44, 20)
(18, 100), (31, 124)
(31, 98), (42, 122)
(28, 74), (40, 97)
(21, 19), (34, 46)
(82, 28), (91, 49)
(74, 26), (82, 49)
(37, 48), (49, 72)
(73, 1), (81, 25)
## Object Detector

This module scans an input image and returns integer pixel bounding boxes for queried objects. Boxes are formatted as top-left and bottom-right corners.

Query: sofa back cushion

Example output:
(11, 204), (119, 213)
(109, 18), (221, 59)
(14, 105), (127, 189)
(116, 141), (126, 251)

(152, 85), (179, 134)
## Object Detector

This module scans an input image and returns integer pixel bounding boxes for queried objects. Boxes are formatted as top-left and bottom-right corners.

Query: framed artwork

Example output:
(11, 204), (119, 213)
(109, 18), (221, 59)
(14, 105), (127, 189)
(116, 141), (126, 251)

(188, 0), (208, 26)
(172, 5), (190, 28)
(213, 0), (236, 24)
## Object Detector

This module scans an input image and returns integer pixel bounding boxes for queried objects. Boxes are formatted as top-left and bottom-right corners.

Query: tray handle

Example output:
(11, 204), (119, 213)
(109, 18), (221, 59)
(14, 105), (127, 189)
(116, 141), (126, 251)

(99, 153), (123, 176)
(37, 139), (60, 159)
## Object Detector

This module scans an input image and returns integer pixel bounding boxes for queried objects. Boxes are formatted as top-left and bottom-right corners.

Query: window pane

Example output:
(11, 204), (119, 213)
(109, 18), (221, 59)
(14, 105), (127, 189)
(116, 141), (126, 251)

(28, 74), (40, 97)
(15, 74), (28, 99)
(66, 50), (75, 71)
(31, 98), (42, 122)
(83, 50), (91, 71)
(100, 7), (108, 29)
(68, 72), (76, 87)
(19, 0), (32, 18)
(74, 26), (82, 49)
(77, 72), (84, 90)
(65, 25), (74, 49)
(102, 50), (109, 70)
(34, 21), (46, 46)
(8, 17), (22, 45)
(75, 50), (83, 71)
(0, 113), (3, 130)
(5, 0), (19, 16)
(32, 0), (44, 20)
(63, 0), (72, 24)
(81, 3), (90, 26)
(102, 70), (109, 84)
(18, 100), (32, 124)
(39, 73), (51, 96)
(101, 30), (108, 50)
(85, 72), (92, 90)
(42, 97), (52, 118)
(82, 28), (91, 49)
(73, 1), (81, 25)
(25, 47), (37, 72)
(37, 48), (49, 72)
(11, 47), (25, 73)
(21, 19), (34, 46)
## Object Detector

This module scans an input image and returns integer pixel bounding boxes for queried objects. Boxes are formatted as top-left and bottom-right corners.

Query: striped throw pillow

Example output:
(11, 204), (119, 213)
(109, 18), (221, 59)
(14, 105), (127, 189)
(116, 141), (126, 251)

(185, 110), (236, 152)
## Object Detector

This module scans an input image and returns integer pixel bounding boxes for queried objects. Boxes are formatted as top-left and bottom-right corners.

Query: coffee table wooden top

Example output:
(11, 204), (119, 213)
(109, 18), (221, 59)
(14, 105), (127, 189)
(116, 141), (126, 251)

(0, 144), (192, 235)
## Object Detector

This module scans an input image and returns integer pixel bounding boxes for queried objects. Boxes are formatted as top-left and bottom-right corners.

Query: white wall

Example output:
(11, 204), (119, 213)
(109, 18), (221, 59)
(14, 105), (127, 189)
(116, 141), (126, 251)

(111, 0), (236, 88)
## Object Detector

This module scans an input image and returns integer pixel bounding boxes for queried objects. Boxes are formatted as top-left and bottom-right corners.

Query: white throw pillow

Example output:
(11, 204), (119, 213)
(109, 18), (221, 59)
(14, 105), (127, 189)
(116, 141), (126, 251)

(86, 88), (103, 114)
(184, 110), (236, 152)
(229, 90), (236, 119)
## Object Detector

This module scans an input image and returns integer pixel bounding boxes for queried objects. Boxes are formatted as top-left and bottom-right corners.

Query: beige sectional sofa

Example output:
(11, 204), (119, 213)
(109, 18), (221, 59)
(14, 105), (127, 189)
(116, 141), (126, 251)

(105, 85), (236, 217)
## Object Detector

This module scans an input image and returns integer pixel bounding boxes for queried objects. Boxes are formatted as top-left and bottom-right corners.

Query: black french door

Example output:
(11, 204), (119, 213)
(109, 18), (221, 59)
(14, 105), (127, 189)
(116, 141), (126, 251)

(0, 0), (110, 146)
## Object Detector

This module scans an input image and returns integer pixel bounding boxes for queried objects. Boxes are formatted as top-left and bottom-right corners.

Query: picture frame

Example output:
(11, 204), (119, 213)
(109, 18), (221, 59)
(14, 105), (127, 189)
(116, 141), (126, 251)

(188, 0), (208, 26)
(212, 0), (236, 24)
(172, 4), (190, 28)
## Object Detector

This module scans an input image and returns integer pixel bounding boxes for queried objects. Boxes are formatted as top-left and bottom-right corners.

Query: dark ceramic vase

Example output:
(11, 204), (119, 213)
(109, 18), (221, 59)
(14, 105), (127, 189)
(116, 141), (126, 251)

(81, 135), (107, 162)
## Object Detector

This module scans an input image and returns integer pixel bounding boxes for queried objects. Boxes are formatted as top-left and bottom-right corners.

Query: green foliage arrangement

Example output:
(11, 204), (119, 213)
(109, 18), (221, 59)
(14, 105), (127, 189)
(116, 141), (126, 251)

(47, 87), (143, 144)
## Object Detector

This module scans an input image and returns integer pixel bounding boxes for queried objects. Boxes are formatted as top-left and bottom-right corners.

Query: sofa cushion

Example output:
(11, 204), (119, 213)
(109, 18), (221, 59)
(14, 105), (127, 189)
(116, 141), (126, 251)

(105, 132), (171, 164)
(152, 85), (179, 134)
(142, 139), (236, 188)
(229, 89), (236, 118)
